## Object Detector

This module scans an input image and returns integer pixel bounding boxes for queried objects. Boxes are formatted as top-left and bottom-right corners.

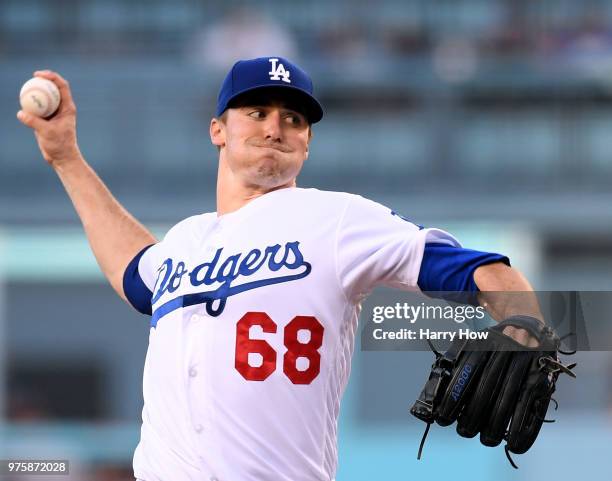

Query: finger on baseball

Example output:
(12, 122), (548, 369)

(33, 70), (76, 113)
(17, 110), (46, 130)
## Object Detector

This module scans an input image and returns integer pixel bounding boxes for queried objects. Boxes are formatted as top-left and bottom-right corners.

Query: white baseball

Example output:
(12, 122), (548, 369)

(19, 77), (61, 118)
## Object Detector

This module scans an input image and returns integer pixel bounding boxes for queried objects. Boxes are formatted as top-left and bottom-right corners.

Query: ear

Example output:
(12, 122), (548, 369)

(210, 117), (225, 148)
(304, 126), (312, 160)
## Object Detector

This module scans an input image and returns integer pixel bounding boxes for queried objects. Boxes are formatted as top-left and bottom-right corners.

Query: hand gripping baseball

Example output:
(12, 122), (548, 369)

(410, 315), (576, 468)
(17, 70), (81, 168)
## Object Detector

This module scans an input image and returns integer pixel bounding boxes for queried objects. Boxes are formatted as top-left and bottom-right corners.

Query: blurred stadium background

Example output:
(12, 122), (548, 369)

(1, 0), (612, 480)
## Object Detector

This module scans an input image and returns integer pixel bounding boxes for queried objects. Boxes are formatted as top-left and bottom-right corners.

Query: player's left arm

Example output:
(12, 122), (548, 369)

(473, 262), (543, 347)
(417, 243), (543, 347)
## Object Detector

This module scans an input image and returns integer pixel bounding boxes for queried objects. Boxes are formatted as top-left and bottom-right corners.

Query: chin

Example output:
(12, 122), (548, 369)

(250, 171), (289, 189)
(243, 163), (295, 189)
(252, 157), (296, 181)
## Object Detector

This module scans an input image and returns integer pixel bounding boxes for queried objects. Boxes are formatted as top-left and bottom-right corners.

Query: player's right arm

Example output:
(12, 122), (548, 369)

(16, 70), (157, 303)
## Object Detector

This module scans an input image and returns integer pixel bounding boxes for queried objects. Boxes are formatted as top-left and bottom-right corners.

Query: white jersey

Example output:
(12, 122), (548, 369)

(130, 187), (458, 481)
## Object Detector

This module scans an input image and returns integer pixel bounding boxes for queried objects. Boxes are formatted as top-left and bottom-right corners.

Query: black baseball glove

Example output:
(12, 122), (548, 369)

(410, 315), (576, 468)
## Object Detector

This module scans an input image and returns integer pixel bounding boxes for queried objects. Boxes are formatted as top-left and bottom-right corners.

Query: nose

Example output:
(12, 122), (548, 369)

(262, 109), (283, 142)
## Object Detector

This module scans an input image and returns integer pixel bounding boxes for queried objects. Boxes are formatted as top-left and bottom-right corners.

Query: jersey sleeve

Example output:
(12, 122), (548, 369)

(417, 243), (510, 292)
(335, 195), (460, 302)
(123, 242), (165, 315)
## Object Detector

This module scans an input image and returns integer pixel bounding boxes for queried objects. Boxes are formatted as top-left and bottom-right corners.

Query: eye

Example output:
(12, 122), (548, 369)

(285, 112), (305, 126)
(248, 109), (265, 119)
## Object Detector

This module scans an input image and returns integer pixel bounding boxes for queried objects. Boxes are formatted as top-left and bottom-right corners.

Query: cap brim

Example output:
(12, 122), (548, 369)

(225, 84), (323, 124)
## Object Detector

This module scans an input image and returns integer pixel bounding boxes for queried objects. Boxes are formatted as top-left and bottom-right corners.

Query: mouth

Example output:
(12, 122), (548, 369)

(250, 142), (291, 153)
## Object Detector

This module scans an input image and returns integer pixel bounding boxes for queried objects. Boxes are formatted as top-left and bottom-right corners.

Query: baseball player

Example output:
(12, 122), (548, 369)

(18, 57), (547, 480)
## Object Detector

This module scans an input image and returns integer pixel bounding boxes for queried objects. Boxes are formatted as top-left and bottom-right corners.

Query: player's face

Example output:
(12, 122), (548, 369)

(211, 96), (311, 189)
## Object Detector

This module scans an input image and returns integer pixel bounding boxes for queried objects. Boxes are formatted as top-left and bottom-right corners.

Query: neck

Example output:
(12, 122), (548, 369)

(216, 157), (296, 216)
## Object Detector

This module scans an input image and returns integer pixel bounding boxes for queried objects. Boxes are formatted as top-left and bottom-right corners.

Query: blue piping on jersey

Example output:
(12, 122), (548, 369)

(391, 210), (424, 230)
(150, 263), (311, 327)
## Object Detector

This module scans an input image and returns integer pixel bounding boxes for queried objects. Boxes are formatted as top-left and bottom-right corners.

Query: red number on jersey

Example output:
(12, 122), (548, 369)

(283, 316), (324, 385)
(235, 312), (277, 381)
(234, 313), (325, 384)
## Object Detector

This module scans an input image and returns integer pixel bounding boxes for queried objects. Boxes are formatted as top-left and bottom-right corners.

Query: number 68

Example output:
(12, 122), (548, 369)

(235, 312), (324, 384)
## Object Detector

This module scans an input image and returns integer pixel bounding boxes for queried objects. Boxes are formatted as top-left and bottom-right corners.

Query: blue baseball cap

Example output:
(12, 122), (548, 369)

(216, 56), (324, 124)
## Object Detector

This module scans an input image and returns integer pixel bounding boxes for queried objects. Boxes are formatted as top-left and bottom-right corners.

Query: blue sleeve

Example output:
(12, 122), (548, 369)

(417, 243), (510, 293)
(123, 244), (155, 315)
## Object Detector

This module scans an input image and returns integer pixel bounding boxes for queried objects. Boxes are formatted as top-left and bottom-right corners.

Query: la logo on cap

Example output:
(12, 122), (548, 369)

(268, 58), (291, 83)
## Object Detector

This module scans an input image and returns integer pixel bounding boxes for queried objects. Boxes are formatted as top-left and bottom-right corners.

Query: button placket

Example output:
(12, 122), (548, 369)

(186, 312), (206, 440)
